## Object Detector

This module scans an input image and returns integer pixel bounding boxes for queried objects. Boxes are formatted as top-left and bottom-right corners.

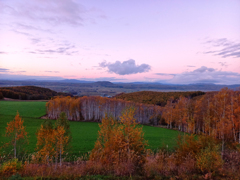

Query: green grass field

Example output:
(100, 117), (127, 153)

(0, 100), (182, 156)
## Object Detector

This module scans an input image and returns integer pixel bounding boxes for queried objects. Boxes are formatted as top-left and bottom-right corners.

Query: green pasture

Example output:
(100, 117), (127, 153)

(0, 101), (46, 118)
(0, 100), (182, 156)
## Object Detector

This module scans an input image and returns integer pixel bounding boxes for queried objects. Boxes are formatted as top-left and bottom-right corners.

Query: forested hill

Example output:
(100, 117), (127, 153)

(0, 86), (70, 100)
(114, 91), (205, 106)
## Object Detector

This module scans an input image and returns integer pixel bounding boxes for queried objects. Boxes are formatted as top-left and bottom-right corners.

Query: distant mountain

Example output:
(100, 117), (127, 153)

(24, 79), (38, 81)
(0, 80), (239, 95)
(94, 81), (114, 86)
(59, 79), (94, 83)
(188, 83), (216, 85)
(131, 82), (162, 84)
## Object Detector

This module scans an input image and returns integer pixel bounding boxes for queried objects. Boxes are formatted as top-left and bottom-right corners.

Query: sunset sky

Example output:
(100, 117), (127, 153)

(0, 0), (239, 84)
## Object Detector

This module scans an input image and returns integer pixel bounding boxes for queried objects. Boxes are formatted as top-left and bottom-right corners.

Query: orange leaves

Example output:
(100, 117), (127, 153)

(198, 88), (240, 144)
(175, 133), (222, 175)
(47, 88), (240, 145)
(90, 107), (147, 173)
(47, 96), (162, 125)
(162, 88), (240, 144)
(196, 145), (223, 174)
(6, 112), (27, 140)
(115, 91), (205, 106)
(0, 158), (23, 177)
(36, 115), (70, 165)
(4, 111), (28, 158)
(90, 115), (117, 164)
(36, 123), (55, 164)
(54, 125), (69, 156)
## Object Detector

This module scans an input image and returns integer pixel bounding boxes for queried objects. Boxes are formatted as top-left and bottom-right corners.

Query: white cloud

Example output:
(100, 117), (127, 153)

(0, 68), (9, 72)
(204, 38), (240, 58)
(99, 59), (151, 75)
(1, 0), (86, 26)
(168, 66), (240, 84)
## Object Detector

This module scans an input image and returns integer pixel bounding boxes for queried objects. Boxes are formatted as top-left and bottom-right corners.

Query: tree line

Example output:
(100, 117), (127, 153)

(47, 88), (240, 145)
(0, 92), (3, 99)
(162, 88), (240, 146)
(47, 96), (163, 125)
(114, 90), (205, 106)
(0, 86), (70, 100)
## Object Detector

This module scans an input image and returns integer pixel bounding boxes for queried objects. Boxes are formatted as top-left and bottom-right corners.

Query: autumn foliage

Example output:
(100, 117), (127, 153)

(90, 107), (147, 175)
(46, 88), (240, 145)
(35, 113), (70, 166)
(115, 90), (205, 106)
(0, 158), (23, 177)
(47, 96), (162, 125)
(1, 87), (240, 179)
(4, 112), (28, 159)
(196, 144), (223, 174)
(161, 88), (240, 145)
(35, 120), (55, 164)
(0, 86), (70, 100)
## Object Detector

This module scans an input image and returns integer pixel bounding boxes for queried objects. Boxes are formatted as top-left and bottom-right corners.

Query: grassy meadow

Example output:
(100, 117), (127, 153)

(0, 100), (182, 156)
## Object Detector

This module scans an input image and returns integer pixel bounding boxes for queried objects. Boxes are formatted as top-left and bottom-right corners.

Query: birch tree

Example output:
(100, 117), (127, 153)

(5, 111), (28, 158)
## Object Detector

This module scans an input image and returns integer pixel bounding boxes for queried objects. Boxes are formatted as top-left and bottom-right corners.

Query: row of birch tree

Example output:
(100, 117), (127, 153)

(47, 96), (163, 125)
(162, 88), (240, 145)
(46, 88), (240, 144)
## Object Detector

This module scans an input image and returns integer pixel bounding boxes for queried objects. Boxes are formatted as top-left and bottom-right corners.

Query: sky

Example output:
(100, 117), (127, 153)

(0, 0), (240, 84)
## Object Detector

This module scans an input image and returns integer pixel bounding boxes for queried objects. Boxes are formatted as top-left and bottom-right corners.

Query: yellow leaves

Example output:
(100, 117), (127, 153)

(6, 111), (27, 140)
(36, 118), (70, 164)
(196, 145), (223, 174)
(36, 124), (55, 163)
(4, 111), (28, 158)
(90, 107), (147, 171)
(54, 126), (69, 156)
(176, 133), (222, 174)
(0, 158), (23, 176)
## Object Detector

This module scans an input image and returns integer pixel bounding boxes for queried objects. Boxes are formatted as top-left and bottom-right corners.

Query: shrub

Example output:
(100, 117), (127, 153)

(176, 134), (219, 162)
(144, 151), (166, 178)
(196, 145), (223, 174)
(9, 173), (23, 180)
(222, 150), (240, 178)
(0, 158), (23, 177)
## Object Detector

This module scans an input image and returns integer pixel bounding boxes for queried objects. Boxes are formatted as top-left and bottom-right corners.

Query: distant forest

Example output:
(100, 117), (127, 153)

(0, 86), (70, 100)
(114, 91), (205, 106)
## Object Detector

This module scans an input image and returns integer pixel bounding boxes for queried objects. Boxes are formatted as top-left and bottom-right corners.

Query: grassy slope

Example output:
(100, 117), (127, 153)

(0, 101), (47, 118)
(0, 101), (182, 155)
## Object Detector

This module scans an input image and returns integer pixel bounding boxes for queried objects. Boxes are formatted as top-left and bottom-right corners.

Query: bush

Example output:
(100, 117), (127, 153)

(0, 158), (23, 177)
(176, 134), (219, 162)
(196, 145), (223, 174)
(9, 173), (23, 180)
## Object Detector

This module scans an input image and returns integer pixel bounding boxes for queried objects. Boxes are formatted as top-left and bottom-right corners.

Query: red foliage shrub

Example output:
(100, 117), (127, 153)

(114, 161), (135, 176)
(222, 150), (240, 178)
